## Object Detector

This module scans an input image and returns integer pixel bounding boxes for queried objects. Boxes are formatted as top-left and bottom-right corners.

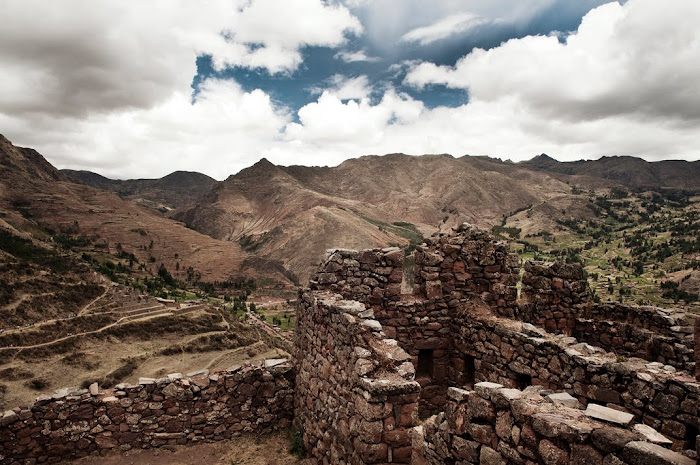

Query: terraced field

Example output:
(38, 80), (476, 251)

(0, 285), (288, 409)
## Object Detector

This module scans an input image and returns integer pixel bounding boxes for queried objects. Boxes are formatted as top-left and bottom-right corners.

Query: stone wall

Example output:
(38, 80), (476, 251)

(580, 303), (693, 337)
(294, 290), (420, 464)
(452, 309), (700, 452)
(0, 361), (294, 464)
(309, 225), (520, 416)
(413, 224), (519, 315)
(310, 247), (404, 307)
(519, 260), (589, 334)
(573, 318), (695, 373)
(696, 318), (700, 381)
(413, 382), (696, 465)
(373, 299), (454, 415)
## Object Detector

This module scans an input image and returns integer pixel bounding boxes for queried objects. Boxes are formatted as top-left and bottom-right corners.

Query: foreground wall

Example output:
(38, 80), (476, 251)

(453, 311), (700, 452)
(413, 382), (696, 465)
(294, 291), (420, 464)
(0, 361), (294, 464)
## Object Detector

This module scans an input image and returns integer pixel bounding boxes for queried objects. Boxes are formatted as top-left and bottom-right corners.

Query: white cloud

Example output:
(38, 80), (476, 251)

(1, 78), (290, 179)
(345, 0), (564, 50)
(1, 0), (699, 183)
(0, 0), (362, 121)
(405, 0), (700, 124)
(401, 13), (490, 45)
(334, 50), (380, 63)
(309, 75), (372, 100)
(212, 0), (363, 73)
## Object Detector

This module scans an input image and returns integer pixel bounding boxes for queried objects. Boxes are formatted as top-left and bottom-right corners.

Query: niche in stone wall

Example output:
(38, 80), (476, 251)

(416, 349), (434, 379)
(462, 355), (476, 388)
(514, 372), (532, 390)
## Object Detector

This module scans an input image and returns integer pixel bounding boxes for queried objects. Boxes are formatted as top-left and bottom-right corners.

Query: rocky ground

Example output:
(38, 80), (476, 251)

(70, 431), (309, 465)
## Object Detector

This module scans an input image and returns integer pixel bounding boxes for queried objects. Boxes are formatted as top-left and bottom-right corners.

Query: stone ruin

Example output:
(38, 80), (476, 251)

(299, 223), (699, 465)
(1, 223), (699, 465)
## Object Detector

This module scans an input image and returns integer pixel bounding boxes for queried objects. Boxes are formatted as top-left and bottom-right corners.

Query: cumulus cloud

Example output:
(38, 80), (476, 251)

(334, 50), (380, 63)
(405, 0), (700, 123)
(211, 0), (362, 73)
(1, 0), (698, 182)
(309, 75), (372, 100)
(1, 78), (290, 179)
(0, 0), (362, 120)
(401, 13), (490, 45)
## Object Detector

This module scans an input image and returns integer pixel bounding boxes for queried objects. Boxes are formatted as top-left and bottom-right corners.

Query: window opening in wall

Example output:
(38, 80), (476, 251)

(514, 373), (532, 390)
(416, 349), (434, 378)
(463, 355), (476, 387)
(686, 424), (699, 443)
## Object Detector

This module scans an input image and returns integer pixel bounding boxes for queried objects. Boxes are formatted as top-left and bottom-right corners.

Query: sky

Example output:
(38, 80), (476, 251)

(1, 0), (699, 180)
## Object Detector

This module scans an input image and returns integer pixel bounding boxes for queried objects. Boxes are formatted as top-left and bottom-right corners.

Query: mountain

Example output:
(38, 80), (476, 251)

(520, 154), (700, 190)
(0, 135), (288, 284)
(175, 153), (580, 283)
(62, 169), (218, 212)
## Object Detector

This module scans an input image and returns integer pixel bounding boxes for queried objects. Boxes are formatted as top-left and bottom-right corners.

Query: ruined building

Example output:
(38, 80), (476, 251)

(1, 224), (699, 465)
(295, 224), (699, 465)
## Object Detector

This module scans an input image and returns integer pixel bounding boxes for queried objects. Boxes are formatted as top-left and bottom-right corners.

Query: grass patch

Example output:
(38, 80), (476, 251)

(361, 217), (423, 254)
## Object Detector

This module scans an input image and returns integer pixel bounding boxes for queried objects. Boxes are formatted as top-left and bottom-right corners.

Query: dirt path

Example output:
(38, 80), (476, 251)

(70, 431), (309, 465)
(77, 287), (109, 317)
(0, 311), (172, 351)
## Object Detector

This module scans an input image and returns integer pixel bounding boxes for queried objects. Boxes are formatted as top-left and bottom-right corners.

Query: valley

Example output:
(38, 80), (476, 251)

(0, 133), (698, 414)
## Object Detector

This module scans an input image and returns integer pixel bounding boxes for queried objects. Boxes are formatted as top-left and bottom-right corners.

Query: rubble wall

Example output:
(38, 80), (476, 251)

(573, 318), (695, 373)
(696, 318), (700, 381)
(519, 260), (589, 334)
(0, 361), (294, 464)
(293, 291), (420, 464)
(413, 224), (519, 316)
(413, 382), (696, 465)
(310, 225), (520, 415)
(581, 303), (693, 336)
(453, 312), (700, 451)
(374, 300), (454, 415)
(310, 247), (404, 307)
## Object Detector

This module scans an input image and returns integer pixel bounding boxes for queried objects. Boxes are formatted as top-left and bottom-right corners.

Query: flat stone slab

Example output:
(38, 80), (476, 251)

(584, 404), (634, 426)
(632, 424), (673, 446)
(623, 441), (696, 465)
(264, 358), (288, 368)
(361, 319), (382, 331)
(474, 382), (504, 399)
(447, 387), (471, 401)
(547, 392), (582, 409)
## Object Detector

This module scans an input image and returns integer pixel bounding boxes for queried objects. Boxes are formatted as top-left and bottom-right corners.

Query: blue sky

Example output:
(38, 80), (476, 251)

(1, 0), (698, 179)
(193, 0), (612, 117)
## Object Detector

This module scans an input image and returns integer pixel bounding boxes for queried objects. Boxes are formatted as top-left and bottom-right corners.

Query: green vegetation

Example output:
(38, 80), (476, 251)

(361, 217), (423, 255)
(288, 429), (306, 458)
(0, 229), (73, 272)
(507, 189), (700, 308)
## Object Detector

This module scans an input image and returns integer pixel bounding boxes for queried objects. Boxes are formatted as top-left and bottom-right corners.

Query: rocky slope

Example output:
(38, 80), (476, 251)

(520, 154), (700, 190)
(175, 154), (579, 283)
(62, 169), (217, 212)
(0, 135), (287, 284)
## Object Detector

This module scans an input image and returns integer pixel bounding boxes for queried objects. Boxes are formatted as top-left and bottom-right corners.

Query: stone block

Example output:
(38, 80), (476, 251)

(584, 404), (634, 426)
(622, 441), (695, 465)
(631, 424), (673, 446)
(547, 392), (582, 409)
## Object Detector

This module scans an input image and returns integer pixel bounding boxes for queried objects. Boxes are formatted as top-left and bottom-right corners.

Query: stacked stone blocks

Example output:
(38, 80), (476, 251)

(293, 291), (420, 464)
(0, 361), (294, 464)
